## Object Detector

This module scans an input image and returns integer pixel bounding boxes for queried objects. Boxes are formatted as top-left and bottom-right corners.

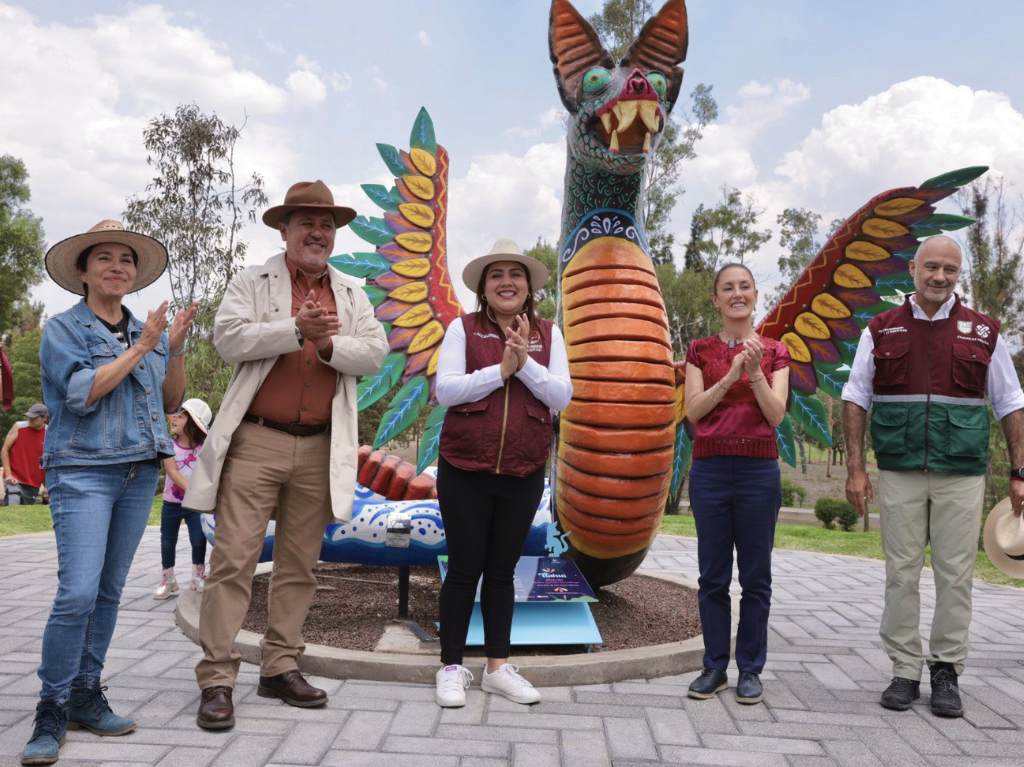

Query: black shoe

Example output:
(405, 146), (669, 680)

(880, 677), (920, 711)
(929, 663), (963, 718)
(735, 672), (763, 705)
(687, 668), (727, 700)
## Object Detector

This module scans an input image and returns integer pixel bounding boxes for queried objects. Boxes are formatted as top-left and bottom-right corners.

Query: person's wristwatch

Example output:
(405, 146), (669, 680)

(1010, 467), (1024, 481)
(294, 325), (305, 347)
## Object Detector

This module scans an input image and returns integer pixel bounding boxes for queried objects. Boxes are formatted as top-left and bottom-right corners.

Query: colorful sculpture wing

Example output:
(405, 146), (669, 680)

(758, 166), (988, 455)
(329, 108), (464, 472)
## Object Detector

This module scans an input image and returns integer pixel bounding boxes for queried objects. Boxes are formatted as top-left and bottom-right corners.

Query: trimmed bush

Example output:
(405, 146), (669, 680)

(815, 497), (858, 531)
(781, 478), (807, 508)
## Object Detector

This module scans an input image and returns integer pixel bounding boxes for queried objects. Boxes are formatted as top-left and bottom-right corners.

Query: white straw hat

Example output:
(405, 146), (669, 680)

(983, 497), (1024, 579)
(461, 238), (550, 293)
(44, 219), (168, 296)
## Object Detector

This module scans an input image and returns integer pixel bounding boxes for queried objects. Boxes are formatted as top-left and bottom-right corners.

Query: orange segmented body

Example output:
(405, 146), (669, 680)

(556, 235), (676, 585)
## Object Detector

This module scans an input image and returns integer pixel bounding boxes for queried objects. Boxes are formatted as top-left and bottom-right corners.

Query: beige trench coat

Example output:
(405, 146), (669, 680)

(183, 252), (388, 520)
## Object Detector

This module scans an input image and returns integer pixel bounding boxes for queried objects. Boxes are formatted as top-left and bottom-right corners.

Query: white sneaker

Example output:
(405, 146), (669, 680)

(481, 664), (541, 704)
(435, 665), (473, 708)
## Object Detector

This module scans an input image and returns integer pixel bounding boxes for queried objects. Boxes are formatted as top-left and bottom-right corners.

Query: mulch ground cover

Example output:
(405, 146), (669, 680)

(243, 563), (700, 653)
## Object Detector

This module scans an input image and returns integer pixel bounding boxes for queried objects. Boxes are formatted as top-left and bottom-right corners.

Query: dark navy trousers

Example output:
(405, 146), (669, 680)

(688, 456), (781, 674)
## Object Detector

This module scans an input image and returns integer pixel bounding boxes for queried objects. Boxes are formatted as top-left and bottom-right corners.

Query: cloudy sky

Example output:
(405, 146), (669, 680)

(5, 0), (1024, 317)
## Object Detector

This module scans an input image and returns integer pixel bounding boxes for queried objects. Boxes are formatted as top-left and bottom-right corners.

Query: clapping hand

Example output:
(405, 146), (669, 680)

(742, 335), (765, 378)
(296, 291), (342, 353)
(505, 314), (529, 370)
(168, 302), (199, 354)
(138, 302), (169, 353)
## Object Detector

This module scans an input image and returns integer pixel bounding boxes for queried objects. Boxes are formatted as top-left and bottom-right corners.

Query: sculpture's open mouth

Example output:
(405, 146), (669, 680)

(592, 97), (663, 154)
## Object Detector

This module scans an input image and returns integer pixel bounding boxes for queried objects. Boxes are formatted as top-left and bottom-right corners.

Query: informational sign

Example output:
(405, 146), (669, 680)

(438, 556), (597, 602)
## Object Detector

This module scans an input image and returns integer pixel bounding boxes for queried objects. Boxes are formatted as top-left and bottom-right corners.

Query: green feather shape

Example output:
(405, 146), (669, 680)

(409, 107), (437, 154)
(416, 406), (447, 473)
(329, 252), (390, 279)
(814, 362), (850, 399)
(911, 213), (976, 236)
(362, 183), (399, 212)
(373, 375), (429, 448)
(356, 353), (405, 411)
(775, 414), (797, 467)
(668, 421), (692, 510)
(789, 390), (833, 448)
(364, 286), (387, 307)
(919, 166), (988, 190)
(376, 143), (407, 177)
(349, 216), (393, 246)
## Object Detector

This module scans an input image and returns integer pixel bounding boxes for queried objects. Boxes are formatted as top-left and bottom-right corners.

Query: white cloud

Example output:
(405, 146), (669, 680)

(418, 30), (431, 47)
(504, 105), (567, 139)
(329, 72), (353, 93)
(286, 68), (327, 105)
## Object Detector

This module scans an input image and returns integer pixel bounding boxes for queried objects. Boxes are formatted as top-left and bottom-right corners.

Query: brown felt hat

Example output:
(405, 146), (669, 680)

(44, 219), (168, 296)
(262, 180), (357, 229)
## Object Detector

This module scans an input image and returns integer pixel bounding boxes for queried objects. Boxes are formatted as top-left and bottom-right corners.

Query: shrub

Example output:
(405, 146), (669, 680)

(815, 497), (858, 531)
(781, 478), (807, 507)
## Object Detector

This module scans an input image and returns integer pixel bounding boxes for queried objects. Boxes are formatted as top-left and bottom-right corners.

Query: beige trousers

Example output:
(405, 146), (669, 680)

(878, 469), (985, 680)
(195, 421), (332, 689)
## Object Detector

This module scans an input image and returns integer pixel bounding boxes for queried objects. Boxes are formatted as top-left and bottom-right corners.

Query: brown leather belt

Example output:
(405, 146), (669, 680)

(242, 414), (329, 437)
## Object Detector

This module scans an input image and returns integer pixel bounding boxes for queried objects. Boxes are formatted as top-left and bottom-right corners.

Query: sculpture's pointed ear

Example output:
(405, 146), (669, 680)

(549, 0), (614, 111)
(621, 0), (689, 107)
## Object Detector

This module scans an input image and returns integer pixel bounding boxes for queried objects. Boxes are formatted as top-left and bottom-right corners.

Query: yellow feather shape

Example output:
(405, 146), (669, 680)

(410, 148), (437, 177)
(389, 283), (429, 303)
(845, 241), (890, 262)
(874, 197), (925, 216)
(833, 263), (872, 289)
(782, 332), (812, 364)
(399, 203), (435, 229)
(395, 231), (433, 253)
(862, 218), (909, 238)
(403, 175), (435, 201)
(409, 320), (444, 353)
(427, 347), (440, 376)
(392, 257), (431, 278)
(811, 294), (851, 319)
(393, 303), (433, 327)
(795, 312), (831, 340)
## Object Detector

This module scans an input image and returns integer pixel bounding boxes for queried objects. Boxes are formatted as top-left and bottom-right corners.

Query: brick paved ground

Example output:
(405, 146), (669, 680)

(0, 530), (1021, 766)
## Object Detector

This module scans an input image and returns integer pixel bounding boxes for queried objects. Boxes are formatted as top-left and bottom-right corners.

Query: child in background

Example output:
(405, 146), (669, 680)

(154, 398), (213, 599)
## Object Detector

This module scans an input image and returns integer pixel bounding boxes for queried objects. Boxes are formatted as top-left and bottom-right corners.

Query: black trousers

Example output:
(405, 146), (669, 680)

(436, 457), (545, 664)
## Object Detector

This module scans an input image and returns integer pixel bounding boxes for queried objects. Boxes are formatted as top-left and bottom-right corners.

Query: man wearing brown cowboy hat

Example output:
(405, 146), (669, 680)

(184, 181), (388, 730)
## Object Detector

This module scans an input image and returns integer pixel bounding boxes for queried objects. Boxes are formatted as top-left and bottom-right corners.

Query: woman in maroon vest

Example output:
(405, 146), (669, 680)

(683, 263), (790, 706)
(433, 239), (572, 709)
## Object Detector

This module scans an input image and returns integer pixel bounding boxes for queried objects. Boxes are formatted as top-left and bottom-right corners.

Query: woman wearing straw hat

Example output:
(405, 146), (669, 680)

(22, 220), (196, 766)
(433, 239), (572, 709)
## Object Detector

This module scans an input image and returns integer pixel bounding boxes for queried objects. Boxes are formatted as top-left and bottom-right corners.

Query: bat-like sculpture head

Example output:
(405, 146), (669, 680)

(549, 0), (689, 176)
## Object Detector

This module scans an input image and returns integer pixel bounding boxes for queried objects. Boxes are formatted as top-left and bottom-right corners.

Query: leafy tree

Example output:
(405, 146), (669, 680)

(0, 156), (45, 334)
(683, 186), (772, 272)
(0, 328), (42, 437)
(124, 104), (268, 331)
(768, 208), (823, 307)
(656, 264), (716, 358)
(588, 0), (718, 264)
(524, 239), (559, 320)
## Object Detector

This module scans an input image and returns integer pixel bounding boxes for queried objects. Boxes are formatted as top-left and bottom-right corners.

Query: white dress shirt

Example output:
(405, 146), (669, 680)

(841, 294), (1024, 420)
(435, 316), (573, 411)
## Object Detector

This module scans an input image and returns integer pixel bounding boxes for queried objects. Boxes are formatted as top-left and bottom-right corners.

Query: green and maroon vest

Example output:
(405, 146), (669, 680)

(869, 295), (996, 475)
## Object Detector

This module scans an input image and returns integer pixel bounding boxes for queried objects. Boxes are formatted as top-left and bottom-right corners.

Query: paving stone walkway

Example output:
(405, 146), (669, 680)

(0, 529), (1022, 766)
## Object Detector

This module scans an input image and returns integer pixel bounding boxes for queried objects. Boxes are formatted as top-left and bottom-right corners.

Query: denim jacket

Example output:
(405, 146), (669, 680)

(40, 300), (175, 468)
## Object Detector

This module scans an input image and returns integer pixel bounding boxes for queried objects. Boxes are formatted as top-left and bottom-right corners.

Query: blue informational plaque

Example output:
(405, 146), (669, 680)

(438, 556), (602, 646)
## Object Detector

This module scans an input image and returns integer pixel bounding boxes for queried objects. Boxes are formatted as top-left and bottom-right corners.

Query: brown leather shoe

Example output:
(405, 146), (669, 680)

(196, 686), (234, 730)
(257, 670), (328, 708)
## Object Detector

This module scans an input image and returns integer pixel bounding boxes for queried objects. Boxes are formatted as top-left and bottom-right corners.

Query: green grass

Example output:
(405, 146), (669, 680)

(659, 514), (1024, 590)
(0, 498), (162, 537)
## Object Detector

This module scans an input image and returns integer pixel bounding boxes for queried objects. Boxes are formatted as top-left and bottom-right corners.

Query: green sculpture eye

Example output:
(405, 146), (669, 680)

(582, 67), (611, 94)
(646, 72), (668, 98)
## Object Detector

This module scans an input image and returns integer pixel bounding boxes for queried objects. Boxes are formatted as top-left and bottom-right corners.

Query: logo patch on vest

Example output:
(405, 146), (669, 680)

(879, 326), (907, 335)
(976, 323), (991, 338)
(473, 331), (502, 341)
(957, 320), (973, 334)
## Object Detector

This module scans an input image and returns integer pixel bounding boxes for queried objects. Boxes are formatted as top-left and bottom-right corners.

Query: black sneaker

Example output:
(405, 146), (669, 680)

(735, 672), (763, 705)
(880, 677), (920, 710)
(929, 663), (963, 718)
(687, 668), (727, 700)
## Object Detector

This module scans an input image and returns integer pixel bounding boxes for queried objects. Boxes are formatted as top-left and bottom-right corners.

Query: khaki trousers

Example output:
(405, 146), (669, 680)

(195, 421), (332, 689)
(878, 469), (985, 680)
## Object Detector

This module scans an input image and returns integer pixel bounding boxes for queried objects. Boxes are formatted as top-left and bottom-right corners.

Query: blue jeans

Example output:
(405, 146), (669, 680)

(38, 461), (159, 703)
(159, 501), (207, 569)
(688, 456), (781, 674)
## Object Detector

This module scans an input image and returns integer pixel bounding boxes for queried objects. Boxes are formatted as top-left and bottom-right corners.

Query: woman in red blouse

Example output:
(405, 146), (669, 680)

(683, 263), (790, 705)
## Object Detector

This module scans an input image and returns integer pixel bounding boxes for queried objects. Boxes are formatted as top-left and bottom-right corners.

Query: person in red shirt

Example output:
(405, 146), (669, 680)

(2, 403), (48, 505)
(683, 263), (790, 706)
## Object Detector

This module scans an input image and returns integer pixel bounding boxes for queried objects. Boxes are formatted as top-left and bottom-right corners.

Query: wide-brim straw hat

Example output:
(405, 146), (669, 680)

(44, 220), (168, 296)
(461, 238), (550, 293)
(180, 398), (213, 435)
(262, 180), (357, 229)
(983, 497), (1024, 579)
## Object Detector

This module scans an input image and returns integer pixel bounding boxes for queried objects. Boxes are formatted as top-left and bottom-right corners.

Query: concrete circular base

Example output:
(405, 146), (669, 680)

(175, 571), (737, 686)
